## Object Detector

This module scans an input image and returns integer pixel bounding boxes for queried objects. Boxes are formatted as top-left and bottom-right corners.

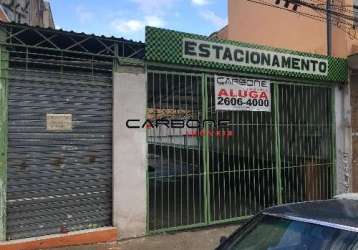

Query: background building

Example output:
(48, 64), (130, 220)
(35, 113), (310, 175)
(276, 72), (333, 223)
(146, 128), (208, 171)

(215, 0), (357, 58)
(0, 0), (54, 28)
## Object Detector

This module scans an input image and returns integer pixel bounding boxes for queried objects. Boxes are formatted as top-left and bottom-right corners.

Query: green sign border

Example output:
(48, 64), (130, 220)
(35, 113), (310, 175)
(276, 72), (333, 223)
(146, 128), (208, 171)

(145, 26), (347, 82)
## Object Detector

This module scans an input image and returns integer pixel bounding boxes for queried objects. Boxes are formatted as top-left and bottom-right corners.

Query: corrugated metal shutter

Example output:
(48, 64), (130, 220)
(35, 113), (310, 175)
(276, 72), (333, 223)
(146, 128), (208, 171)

(6, 68), (113, 240)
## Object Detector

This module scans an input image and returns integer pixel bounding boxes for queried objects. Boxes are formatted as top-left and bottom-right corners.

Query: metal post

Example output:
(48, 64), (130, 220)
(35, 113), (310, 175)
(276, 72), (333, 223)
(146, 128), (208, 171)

(113, 43), (119, 72)
(326, 0), (332, 56)
(0, 44), (8, 241)
(274, 84), (282, 204)
(331, 86), (337, 195)
(202, 74), (209, 224)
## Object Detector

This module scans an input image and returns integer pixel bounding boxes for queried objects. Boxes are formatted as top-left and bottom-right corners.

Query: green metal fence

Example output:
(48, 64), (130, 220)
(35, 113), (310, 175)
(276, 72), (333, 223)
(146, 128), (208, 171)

(146, 70), (335, 232)
(147, 71), (205, 231)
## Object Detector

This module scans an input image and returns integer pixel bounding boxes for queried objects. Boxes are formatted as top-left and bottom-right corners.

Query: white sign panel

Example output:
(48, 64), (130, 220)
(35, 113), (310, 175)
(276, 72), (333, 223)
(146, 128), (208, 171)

(46, 114), (73, 131)
(183, 38), (328, 76)
(215, 76), (271, 112)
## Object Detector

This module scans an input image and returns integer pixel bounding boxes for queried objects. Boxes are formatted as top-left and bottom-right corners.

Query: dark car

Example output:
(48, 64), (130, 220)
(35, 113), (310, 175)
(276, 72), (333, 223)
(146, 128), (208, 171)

(217, 196), (358, 250)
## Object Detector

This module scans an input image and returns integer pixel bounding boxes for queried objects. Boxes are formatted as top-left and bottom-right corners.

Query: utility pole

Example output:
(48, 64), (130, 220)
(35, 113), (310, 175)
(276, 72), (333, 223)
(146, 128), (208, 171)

(273, 0), (334, 55)
(326, 0), (332, 56)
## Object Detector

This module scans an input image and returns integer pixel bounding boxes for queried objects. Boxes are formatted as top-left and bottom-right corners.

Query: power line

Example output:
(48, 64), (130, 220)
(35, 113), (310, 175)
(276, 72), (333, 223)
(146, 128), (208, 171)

(247, 0), (326, 21)
(247, 0), (358, 40)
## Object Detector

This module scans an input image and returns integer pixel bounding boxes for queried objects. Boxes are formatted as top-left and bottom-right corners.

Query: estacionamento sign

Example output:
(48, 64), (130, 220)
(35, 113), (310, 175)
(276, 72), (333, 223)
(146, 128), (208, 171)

(145, 27), (348, 82)
(184, 38), (328, 76)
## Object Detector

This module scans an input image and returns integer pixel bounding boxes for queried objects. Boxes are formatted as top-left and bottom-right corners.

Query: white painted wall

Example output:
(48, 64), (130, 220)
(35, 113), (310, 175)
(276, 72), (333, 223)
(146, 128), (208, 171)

(112, 65), (147, 239)
(335, 83), (352, 194)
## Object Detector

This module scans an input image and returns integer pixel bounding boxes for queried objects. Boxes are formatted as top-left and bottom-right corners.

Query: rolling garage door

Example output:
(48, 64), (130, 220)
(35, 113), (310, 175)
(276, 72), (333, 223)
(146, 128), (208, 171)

(6, 68), (113, 240)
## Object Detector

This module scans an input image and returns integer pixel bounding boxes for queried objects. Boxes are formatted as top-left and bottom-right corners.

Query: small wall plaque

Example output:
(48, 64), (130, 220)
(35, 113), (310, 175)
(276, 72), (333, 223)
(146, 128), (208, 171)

(46, 114), (72, 131)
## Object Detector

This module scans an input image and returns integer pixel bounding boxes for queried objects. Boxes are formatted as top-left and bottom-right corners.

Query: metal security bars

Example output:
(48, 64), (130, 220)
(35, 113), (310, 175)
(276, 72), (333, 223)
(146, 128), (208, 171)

(0, 43), (9, 241)
(5, 30), (114, 240)
(206, 76), (277, 222)
(147, 69), (335, 232)
(277, 83), (334, 204)
(0, 22), (144, 58)
(147, 71), (205, 231)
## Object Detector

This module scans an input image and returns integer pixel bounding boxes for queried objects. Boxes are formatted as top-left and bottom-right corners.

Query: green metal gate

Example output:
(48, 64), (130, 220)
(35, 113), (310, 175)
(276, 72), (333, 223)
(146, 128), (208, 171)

(147, 70), (335, 232)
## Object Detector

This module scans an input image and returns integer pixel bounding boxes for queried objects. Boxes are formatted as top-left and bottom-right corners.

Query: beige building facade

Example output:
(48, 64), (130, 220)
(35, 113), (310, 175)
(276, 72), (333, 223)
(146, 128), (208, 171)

(218, 0), (357, 58)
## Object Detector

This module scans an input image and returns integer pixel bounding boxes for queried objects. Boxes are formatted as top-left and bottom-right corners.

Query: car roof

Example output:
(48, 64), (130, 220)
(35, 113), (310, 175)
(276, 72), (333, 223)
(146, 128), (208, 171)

(263, 199), (358, 232)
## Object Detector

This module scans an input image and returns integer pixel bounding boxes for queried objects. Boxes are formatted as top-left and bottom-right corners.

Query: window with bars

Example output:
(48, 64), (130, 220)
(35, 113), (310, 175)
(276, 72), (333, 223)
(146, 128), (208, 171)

(354, 0), (358, 28)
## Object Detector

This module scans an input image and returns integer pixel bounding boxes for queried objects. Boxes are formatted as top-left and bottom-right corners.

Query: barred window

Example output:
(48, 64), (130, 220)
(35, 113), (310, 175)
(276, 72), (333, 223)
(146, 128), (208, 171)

(354, 0), (358, 28)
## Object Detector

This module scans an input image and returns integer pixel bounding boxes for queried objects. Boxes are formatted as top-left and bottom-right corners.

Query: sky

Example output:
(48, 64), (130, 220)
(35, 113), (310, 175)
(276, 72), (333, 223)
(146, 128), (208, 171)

(48, 0), (228, 42)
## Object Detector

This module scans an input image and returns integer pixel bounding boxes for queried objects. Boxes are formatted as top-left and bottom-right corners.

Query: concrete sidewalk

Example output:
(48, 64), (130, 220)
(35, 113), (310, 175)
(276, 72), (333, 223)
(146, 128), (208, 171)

(50, 224), (239, 250)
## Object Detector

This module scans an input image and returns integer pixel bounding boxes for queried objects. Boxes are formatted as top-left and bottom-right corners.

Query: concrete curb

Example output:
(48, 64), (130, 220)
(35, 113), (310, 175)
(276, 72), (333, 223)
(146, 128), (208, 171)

(0, 227), (117, 250)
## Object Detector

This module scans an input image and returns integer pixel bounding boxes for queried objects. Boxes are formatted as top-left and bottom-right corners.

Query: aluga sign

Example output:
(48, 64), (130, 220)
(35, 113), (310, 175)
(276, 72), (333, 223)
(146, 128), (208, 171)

(215, 76), (271, 112)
